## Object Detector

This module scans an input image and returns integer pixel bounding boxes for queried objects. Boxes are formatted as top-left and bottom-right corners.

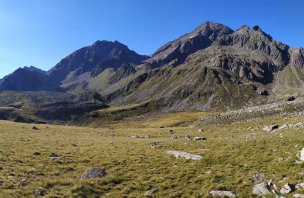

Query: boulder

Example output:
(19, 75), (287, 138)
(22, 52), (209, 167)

(209, 190), (236, 197)
(167, 150), (202, 160)
(300, 148), (304, 161)
(252, 182), (272, 196)
(280, 183), (295, 194)
(263, 125), (279, 132)
(79, 167), (107, 179)
(145, 188), (158, 197)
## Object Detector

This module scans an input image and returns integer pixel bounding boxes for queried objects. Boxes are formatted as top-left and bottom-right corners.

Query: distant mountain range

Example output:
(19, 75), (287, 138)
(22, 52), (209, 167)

(0, 21), (304, 122)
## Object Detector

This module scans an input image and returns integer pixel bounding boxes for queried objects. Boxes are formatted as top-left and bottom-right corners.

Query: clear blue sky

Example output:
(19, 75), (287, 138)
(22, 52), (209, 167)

(0, 0), (304, 78)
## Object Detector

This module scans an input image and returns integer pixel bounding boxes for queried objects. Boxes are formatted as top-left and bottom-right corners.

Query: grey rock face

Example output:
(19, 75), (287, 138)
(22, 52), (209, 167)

(79, 167), (107, 179)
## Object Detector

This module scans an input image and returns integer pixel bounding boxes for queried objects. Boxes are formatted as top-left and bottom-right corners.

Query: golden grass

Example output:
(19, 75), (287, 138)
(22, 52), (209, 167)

(1, 113), (304, 197)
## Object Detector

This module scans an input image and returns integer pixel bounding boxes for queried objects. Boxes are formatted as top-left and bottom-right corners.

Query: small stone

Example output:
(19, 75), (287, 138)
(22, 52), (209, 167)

(49, 153), (61, 161)
(130, 135), (150, 139)
(79, 167), (107, 179)
(252, 182), (272, 196)
(168, 130), (174, 134)
(209, 190), (236, 197)
(17, 178), (28, 187)
(32, 126), (39, 130)
(294, 194), (304, 198)
(198, 129), (203, 132)
(280, 183), (295, 194)
(170, 136), (178, 139)
(145, 188), (158, 197)
(167, 150), (202, 160)
(287, 96), (296, 101)
(192, 137), (207, 141)
(150, 142), (164, 148)
(34, 188), (45, 196)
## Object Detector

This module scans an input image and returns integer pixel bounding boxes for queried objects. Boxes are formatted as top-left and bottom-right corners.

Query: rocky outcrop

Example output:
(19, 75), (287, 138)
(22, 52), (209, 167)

(79, 167), (107, 179)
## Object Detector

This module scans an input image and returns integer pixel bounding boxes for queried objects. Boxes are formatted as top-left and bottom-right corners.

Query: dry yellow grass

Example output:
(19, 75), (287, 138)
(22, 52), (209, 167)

(1, 113), (304, 197)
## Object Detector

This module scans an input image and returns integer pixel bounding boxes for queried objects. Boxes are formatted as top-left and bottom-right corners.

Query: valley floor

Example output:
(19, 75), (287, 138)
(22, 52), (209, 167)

(1, 112), (304, 197)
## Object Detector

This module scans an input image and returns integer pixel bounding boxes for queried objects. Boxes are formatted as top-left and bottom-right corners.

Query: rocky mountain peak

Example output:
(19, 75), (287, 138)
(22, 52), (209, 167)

(146, 22), (233, 67)
(0, 66), (60, 92)
(48, 40), (147, 83)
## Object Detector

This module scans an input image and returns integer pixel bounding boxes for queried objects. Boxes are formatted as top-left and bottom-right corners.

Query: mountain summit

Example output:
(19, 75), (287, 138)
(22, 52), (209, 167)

(48, 40), (148, 84)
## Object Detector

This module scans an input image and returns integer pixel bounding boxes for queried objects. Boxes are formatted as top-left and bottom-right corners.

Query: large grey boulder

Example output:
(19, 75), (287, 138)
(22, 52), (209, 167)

(167, 150), (202, 160)
(252, 182), (272, 196)
(209, 190), (236, 197)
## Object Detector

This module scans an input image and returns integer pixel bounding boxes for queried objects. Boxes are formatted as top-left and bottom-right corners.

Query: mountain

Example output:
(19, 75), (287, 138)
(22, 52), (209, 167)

(1, 22), (304, 123)
(146, 22), (234, 67)
(48, 40), (148, 85)
(0, 66), (60, 92)
(96, 22), (304, 111)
